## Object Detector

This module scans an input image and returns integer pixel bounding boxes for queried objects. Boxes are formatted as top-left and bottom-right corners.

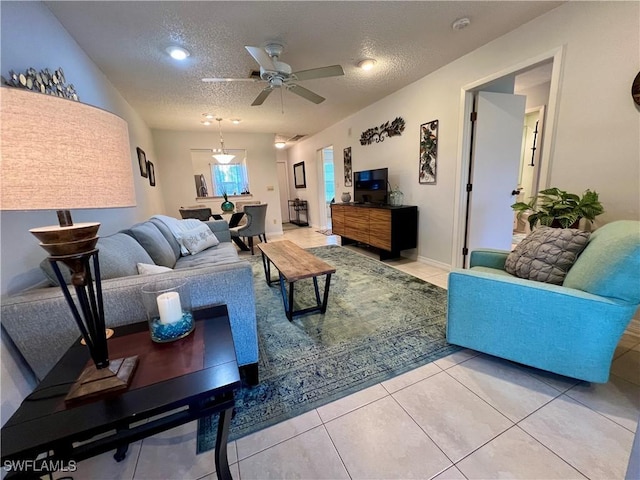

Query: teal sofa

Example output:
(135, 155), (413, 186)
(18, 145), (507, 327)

(447, 220), (640, 383)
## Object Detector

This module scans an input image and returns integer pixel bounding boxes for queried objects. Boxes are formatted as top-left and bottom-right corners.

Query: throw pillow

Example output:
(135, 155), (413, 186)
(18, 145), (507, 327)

(137, 263), (173, 275)
(40, 233), (155, 286)
(505, 226), (590, 285)
(125, 222), (178, 268)
(177, 224), (220, 255)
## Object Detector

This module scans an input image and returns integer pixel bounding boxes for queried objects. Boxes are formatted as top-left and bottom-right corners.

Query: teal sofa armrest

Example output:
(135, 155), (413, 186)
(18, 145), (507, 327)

(205, 220), (231, 243)
(447, 268), (637, 383)
(469, 249), (510, 269)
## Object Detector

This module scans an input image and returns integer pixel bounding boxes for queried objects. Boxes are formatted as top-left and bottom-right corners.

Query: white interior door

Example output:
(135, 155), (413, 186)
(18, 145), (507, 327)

(466, 91), (526, 258)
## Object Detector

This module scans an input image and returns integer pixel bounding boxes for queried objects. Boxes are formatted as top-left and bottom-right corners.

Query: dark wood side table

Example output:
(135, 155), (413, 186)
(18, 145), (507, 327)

(1, 305), (240, 480)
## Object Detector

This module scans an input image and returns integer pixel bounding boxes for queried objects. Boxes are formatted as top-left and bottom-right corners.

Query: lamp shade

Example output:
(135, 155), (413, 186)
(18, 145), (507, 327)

(213, 153), (235, 164)
(0, 87), (135, 211)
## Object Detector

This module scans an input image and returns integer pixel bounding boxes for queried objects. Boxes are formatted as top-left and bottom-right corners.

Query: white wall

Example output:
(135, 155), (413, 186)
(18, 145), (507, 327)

(0, 2), (166, 296)
(0, 2), (165, 424)
(288, 1), (640, 265)
(519, 81), (551, 110)
(152, 130), (283, 233)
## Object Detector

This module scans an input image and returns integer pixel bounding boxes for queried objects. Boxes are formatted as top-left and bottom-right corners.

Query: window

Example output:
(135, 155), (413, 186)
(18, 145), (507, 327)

(211, 163), (249, 196)
(190, 149), (249, 198)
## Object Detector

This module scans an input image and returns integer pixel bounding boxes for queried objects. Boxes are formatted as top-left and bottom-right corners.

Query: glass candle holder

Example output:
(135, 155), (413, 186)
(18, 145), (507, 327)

(141, 279), (194, 343)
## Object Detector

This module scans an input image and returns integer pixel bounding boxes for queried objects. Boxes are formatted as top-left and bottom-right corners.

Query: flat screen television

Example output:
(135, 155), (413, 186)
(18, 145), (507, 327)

(354, 168), (388, 204)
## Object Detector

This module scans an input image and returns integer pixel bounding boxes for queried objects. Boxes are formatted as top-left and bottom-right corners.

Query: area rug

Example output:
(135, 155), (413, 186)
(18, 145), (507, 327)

(197, 245), (458, 452)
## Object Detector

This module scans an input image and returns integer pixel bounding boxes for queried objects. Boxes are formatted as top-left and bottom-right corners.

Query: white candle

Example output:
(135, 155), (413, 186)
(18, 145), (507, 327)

(156, 291), (182, 325)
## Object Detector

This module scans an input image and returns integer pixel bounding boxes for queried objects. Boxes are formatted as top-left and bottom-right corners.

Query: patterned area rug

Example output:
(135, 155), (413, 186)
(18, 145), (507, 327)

(197, 245), (458, 452)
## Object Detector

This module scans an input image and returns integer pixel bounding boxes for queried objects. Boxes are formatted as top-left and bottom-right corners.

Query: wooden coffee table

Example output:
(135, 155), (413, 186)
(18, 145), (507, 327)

(257, 240), (336, 321)
(1, 305), (240, 480)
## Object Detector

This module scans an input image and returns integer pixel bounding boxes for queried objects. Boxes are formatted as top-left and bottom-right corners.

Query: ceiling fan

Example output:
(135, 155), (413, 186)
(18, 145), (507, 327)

(202, 44), (344, 106)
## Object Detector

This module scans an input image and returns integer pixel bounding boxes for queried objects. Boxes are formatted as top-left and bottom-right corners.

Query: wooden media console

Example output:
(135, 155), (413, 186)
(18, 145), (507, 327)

(330, 203), (418, 260)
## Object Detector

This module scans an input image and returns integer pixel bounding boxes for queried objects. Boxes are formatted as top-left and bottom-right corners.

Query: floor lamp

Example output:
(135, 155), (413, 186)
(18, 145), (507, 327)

(1, 87), (138, 402)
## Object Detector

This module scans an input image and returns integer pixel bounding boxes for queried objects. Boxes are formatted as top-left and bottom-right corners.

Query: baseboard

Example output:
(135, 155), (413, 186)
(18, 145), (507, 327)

(415, 255), (451, 271)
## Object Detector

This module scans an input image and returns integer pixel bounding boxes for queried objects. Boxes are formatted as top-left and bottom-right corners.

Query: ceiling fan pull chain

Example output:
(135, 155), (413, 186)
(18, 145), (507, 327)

(280, 87), (284, 115)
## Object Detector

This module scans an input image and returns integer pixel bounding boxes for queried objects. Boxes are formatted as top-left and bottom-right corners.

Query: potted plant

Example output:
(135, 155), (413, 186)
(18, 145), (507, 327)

(511, 187), (604, 229)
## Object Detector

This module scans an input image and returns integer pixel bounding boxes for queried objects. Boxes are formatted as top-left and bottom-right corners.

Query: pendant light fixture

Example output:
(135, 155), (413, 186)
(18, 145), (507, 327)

(213, 118), (235, 164)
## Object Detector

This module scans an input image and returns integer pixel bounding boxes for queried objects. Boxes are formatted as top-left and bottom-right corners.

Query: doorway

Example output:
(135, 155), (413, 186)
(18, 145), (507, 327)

(317, 146), (334, 230)
(453, 49), (562, 268)
(276, 161), (290, 225)
(513, 106), (546, 236)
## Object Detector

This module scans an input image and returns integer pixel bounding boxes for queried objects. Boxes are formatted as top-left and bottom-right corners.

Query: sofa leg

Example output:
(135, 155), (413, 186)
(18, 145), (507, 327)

(240, 363), (259, 386)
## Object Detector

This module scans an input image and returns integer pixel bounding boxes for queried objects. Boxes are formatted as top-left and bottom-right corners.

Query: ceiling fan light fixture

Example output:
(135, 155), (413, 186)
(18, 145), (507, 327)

(358, 59), (377, 71)
(201, 120), (212, 126)
(231, 119), (241, 124)
(166, 46), (190, 61)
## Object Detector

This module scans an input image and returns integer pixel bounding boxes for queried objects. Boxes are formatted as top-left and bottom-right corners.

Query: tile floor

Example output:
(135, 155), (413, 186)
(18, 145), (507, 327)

(60, 226), (640, 480)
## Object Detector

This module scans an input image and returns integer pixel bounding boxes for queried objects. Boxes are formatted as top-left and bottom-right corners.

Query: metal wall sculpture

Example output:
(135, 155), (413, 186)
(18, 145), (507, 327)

(419, 119), (438, 184)
(360, 117), (405, 146)
(2, 67), (79, 101)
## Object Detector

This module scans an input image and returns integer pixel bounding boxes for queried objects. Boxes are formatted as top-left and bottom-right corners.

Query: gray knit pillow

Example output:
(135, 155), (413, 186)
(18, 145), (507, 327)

(505, 227), (590, 285)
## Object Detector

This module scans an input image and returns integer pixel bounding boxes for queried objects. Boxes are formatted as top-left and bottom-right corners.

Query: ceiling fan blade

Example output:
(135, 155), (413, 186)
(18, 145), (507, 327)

(288, 84), (325, 104)
(202, 77), (260, 83)
(252, 87), (274, 106)
(292, 65), (345, 81)
(245, 46), (276, 71)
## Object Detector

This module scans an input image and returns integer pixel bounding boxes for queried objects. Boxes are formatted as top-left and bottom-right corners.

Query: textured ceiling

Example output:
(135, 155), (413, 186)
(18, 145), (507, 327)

(45, 1), (562, 142)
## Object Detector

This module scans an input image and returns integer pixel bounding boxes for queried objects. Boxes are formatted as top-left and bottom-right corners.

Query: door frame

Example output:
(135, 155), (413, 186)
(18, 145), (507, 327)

(451, 46), (565, 268)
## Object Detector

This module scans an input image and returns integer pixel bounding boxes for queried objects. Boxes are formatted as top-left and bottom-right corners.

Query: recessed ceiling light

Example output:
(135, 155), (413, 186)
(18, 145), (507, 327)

(166, 46), (190, 60)
(275, 141), (286, 149)
(452, 17), (471, 30)
(231, 119), (241, 125)
(358, 59), (377, 71)
(203, 113), (215, 119)
(201, 121), (212, 126)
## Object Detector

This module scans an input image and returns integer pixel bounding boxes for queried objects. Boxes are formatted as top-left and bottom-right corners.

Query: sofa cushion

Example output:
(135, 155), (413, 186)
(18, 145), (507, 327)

(177, 224), (220, 255)
(174, 242), (240, 269)
(149, 218), (182, 260)
(41, 232), (154, 286)
(505, 226), (590, 285)
(564, 220), (640, 303)
(125, 222), (178, 268)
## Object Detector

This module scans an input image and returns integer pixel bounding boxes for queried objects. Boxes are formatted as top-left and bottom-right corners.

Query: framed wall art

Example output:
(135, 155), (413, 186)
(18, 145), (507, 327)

(148, 161), (156, 187)
(136, 147), (148, 178)
(293, 161), (306, 188)
(419, 120), (438, 184)
(343, 147), (352, 187)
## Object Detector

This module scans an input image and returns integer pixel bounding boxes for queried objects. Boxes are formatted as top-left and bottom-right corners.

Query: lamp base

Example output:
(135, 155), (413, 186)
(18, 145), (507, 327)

(65, 356), (138, 404)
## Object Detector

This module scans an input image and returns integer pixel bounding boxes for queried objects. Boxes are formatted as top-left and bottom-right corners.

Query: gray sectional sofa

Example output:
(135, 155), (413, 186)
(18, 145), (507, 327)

(1, 217), (259, 384)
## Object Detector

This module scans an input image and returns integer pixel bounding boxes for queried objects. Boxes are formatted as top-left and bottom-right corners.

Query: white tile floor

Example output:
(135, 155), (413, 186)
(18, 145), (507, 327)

(62, 226), (640, 480)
